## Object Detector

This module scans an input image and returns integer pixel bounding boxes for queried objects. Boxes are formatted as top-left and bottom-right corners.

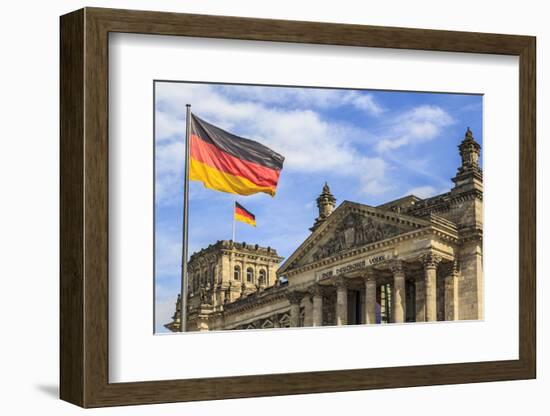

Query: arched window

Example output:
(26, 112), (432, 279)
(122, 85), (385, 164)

(233, 265), (241, 281)
(246, 267), (254, 283)
(258, 269), (267, 285)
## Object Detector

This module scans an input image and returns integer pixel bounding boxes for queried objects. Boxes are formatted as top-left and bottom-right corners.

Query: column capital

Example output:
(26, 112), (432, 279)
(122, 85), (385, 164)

(334, 275), (349, 289)
(287, 291), (304, 305)
(309, 284), (325, 298)
(440, 259), (460, 277)
(362, 268), (377, 283)
(363, 276), (377, 285)
(389, 259), (405, 276)
(420, 252), (443, 269)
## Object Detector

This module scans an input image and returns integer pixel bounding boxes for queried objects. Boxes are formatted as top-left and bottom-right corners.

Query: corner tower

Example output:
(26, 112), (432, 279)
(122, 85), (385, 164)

(450, 127), (483, 320)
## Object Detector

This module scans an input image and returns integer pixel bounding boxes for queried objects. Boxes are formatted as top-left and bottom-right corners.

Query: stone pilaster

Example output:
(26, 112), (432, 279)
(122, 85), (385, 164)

(445, 261), (460, 321)
(268, 263), (277, 287)
(228, 280), (241, 302)
(390, 260), (406, 323)
(458, 240), (483, 320)
(421, 252), (442, 322)
(335, 276), (348, 326)
(217, 284), (226, 307)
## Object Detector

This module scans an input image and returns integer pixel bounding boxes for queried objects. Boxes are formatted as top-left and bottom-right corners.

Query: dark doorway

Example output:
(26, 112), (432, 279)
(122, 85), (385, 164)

(347, 289), (362, 325)
(405, 279), (416, 322)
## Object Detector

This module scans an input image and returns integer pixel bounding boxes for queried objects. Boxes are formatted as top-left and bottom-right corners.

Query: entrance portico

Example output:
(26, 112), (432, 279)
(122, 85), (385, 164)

(287, 221), (459, 326)
(286, 249), (455, 328)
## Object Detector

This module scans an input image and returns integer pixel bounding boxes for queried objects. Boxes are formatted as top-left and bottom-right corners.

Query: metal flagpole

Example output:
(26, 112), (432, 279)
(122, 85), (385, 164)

(232, 200), (236, 242)
(179, 104), (191, 332)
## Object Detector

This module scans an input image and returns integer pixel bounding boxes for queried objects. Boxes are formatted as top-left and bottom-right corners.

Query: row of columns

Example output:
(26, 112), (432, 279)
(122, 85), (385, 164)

(288, 252), (453, 327)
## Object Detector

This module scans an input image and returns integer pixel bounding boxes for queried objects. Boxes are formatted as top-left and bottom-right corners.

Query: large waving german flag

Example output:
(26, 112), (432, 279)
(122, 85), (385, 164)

(189, 114), (285, 196)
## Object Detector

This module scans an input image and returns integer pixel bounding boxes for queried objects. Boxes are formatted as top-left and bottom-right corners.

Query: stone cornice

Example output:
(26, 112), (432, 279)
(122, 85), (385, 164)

(406, 188), (482, 218)
(222, 284), (289, 315)
(278, 201), (436, 275)
(282, 225), (458, 278)
(224, 306), (290, 329)
(190, 239), (283, 263)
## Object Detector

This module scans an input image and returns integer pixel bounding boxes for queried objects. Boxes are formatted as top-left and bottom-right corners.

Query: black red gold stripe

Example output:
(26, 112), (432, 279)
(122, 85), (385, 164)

(234, 202), (256, 226)
(189, 114), (284, 196)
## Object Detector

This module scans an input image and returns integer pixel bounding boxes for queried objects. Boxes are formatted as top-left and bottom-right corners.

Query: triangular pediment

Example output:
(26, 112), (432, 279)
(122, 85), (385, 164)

(278, 201), (431, 274)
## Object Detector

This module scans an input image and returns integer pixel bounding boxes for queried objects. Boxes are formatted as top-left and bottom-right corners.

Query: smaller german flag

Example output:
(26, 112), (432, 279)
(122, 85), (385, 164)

(234, 202), (256, 227)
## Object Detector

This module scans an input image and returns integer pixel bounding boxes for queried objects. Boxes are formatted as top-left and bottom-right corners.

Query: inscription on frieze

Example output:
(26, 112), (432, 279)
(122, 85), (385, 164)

(317, 254), (389, 281)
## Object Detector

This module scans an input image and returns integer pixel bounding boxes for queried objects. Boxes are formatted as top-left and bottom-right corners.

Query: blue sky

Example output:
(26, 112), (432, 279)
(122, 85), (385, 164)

(154, 81), (483, 333)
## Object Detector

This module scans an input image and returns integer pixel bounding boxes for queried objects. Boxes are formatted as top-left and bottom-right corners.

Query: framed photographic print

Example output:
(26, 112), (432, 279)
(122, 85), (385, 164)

(60, 7), (536, 408)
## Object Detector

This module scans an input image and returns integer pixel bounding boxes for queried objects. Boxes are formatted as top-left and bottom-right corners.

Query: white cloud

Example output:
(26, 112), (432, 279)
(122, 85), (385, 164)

(402, 185), (451, 199)
(219, 85), (385, 116)
(403, 185), (438, 199)
(155, 228), (182, 278)
(376, 105), (454, 152)
(356, 157), (393, 196)
(154, 83), (391, 205)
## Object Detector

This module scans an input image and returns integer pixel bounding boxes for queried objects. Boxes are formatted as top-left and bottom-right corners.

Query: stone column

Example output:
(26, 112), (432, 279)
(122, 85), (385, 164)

(445, 261), (460, 321)
(364, 273), (377, 325)
(390, 260), (406, 323)
(310, 285), (324, 326)
(288, 291), (304, 327)
(335, 276), (348, 326)
(421, 253), (442, 322)
(272, 313), (280, 328)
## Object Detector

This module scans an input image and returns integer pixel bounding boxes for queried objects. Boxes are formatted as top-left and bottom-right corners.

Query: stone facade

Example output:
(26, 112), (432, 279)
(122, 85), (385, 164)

(165, 128), (483, 332)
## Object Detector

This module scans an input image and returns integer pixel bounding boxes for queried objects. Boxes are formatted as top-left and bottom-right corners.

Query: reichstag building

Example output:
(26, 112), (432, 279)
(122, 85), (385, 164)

(166, 128), (483, 331)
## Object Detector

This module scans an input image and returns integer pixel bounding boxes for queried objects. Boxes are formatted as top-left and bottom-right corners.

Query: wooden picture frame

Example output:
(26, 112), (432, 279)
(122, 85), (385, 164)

(60, 7), (536, 408)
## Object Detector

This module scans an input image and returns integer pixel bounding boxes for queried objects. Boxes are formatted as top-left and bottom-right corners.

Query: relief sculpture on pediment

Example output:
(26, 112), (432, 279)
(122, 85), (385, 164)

(312, 213), (403, 261)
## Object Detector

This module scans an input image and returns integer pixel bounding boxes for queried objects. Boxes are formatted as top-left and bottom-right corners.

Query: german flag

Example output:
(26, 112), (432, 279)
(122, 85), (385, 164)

(189, 114), (285, 196)
(234, 202), (256, 227)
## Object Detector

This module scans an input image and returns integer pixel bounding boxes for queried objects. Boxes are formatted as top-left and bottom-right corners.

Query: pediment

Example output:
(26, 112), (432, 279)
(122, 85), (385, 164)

(278, 202), (430, 274)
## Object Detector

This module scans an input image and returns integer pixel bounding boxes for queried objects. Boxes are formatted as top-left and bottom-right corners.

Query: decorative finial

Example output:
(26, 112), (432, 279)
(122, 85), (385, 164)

(454, 126), (482, 180)
(310, 182), (336, 232)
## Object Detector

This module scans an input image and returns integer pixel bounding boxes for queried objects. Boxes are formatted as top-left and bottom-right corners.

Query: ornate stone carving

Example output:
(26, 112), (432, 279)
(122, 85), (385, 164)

(458, 127), (481, 173)
(334, 276), (349, 289)
(309, 284), (325, 298)
(362, 268), (377, 283)
(198, 286), (211, 304)
(287, 291), (304, 305)
(389, 259), (405, 275)
(420, 252), (443, 269)
(312, 213), (403, 261)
